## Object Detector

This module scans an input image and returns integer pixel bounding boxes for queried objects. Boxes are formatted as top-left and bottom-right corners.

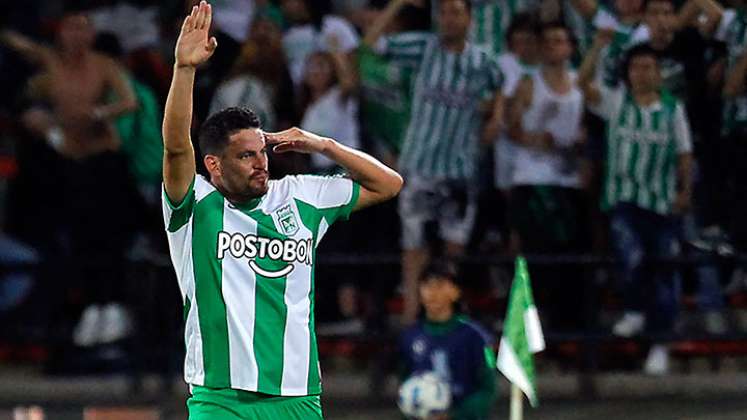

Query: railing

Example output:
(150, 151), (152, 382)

(2, 251), (746, 398)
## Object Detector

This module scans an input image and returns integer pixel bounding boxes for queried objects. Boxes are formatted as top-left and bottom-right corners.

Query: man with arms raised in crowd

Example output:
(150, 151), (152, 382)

(163, 3), (403, 418)
(364, 0), (504, 324)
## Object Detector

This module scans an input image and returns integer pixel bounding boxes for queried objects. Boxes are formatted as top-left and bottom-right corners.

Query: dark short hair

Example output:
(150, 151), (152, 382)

(623, 43), (660, 85)
(199, 107), (261, 157)
(539, 21), (571, 39)
(505, 12), (540, 46)
(419, 260), (459, 285)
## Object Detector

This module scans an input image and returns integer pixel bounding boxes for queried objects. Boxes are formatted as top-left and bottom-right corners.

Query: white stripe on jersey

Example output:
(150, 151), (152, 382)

(280, 200), (313, 395)
(222, 205), (260, 390)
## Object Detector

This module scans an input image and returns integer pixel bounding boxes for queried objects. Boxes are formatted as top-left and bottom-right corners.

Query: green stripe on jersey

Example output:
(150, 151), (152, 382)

(603, 92), (680, 215)
(246, 209), (289, 395)
(192, 190), (230, 387)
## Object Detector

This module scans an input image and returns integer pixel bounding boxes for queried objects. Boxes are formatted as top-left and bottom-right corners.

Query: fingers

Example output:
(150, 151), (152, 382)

(204, 2), (213, 31)
(182, 5), (198, 32)
(272, 142), (298, 154)
(206, 36), (218, 52)
(196, 1), (209, 30)
(264, 129), (293, 144)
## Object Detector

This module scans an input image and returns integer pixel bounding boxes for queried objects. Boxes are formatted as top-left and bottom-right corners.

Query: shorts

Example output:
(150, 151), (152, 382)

(187, 386), (324, 420)
(398, 174), (477, 249)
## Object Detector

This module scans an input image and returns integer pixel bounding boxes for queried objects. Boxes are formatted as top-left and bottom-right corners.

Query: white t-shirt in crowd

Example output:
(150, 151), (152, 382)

(494, 52), (537, 189)
(209, 75), (277, 131)
(511, 70), (584, 188)
(212, 0), (255, 43)
(300, 87), (360, 170)
(283, 15), (359, 85)
(90, 3), (160, 52)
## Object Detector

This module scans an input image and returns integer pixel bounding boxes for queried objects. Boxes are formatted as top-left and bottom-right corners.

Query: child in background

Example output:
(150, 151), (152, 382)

(399, 262), (496, 420)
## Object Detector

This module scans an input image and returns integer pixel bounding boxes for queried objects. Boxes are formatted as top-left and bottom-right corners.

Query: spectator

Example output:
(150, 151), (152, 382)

(566, 0), (644, 61)
(364, 0), (504, 324)
(689, 0), (747, 248)
(299, 48), (360, 173)
(1, 7), (140, 348)
(215, 14), (297, 131)
(579, 39), (694, 374)
(723, 48), (747, 253)
(493, 13), (540, 195)
(89, 0), (171, 99)
(431, 0), (546, 57)
(569, 0), (646, 86)
(356, 2), (416, 167)
(94, 32), (165, 257)
(280, 0), (360, 86)
(506, 21), (586, 330)
(399, 261), (496, 420)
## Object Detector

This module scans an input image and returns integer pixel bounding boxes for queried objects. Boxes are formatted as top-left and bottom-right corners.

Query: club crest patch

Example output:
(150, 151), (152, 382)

(276, 205), (299, 236)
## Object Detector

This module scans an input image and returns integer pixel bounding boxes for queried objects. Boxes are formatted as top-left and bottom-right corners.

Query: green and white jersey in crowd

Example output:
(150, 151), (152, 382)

(715, 8), (747, 134)
(589, 87), (692, 215)
(358, 44), (414, 155)
(432, 0), (539, 56)
(469, 0), (539, 56)
(377, 32), (503, 180)
(163, 174), (360, 396)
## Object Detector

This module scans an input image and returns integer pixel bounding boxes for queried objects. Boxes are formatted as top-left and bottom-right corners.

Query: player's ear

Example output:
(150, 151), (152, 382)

(204, 154), (222, 177)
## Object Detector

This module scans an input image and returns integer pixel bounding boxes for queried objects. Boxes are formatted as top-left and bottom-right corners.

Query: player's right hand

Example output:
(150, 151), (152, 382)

(175, 1), (217, 68)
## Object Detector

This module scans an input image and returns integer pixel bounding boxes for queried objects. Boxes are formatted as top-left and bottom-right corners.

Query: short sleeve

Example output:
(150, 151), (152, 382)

(673, 102), (693, 154)
(162, 176), (196, 233)
(587, 85), (625, 120)
(715, 9), (737, 42)
(293, 175), (361, 225)
(377, 32), (433, 68)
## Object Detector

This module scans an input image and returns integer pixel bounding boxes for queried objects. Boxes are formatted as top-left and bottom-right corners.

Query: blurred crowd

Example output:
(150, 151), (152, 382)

(1, 0), (747, 377)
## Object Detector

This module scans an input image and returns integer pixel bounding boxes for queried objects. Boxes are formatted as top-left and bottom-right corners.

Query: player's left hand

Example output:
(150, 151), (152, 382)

(264, 127), (331, 154)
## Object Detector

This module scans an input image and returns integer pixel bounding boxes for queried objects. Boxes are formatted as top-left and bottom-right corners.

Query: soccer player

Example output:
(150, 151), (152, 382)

(163, 3), (403, 419)
(399, 261), (496, 420)
(363, 0), (505, 324)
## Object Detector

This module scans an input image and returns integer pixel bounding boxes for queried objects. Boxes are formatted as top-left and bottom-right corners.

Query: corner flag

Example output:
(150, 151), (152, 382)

(497, 256), (545, 407)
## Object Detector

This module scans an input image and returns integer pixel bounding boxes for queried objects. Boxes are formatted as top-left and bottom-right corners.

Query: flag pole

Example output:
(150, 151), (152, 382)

(510, 384), (523, 420)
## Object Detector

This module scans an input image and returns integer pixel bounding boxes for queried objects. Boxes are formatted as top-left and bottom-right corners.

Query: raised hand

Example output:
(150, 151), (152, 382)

(175, 1), (217, 68)
(264, 127), (331, 154)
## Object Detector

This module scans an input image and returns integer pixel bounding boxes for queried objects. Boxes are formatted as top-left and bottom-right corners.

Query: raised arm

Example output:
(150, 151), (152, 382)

(265, 127), (403, 211)
(163, 1), (217, 204)
(577, 29), (614, 108)
(0, 30), (54, 66)
(363, 0), (416, 48)
(569, 0), (598, 20)
(328, 36), (358, 96)
(678, 0), (725, 34)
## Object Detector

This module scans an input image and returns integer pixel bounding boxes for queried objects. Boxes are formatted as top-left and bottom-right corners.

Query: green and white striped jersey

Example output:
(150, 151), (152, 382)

(378, 32), (503, 180)
(590, 87), (692, 215)
(468, 0), (539, 56)
(432, 0), (538, 56)
(715, 8), (747, 133)
(163, 174), (360, 396)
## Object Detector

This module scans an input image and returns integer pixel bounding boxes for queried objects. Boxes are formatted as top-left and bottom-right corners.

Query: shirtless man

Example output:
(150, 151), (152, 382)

(2, 7), (140, 346)
(2, 8), (137, 159)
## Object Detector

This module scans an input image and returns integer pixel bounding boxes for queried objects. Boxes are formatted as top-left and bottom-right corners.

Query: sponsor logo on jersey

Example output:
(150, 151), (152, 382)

(217, 231), (313, 278)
